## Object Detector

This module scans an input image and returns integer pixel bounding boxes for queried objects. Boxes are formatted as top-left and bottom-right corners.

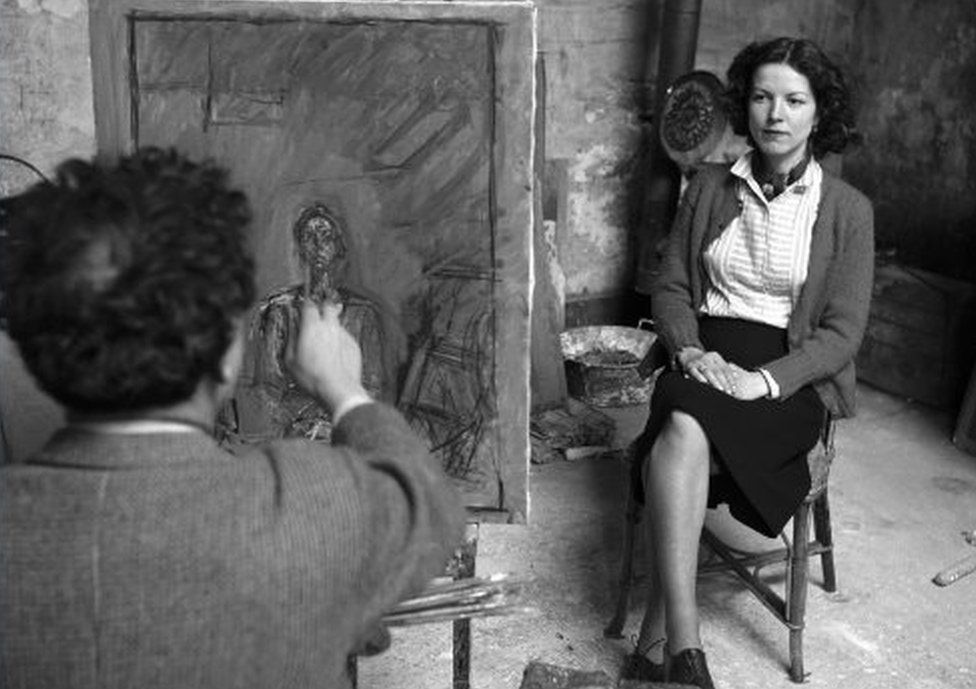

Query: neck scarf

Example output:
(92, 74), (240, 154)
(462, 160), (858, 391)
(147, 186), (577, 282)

(751, 153), (812, 200)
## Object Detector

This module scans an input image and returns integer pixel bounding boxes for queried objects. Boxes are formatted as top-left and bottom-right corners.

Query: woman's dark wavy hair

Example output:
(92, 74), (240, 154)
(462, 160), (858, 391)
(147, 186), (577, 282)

(724, 37), (862, 159)
(1, 147), (255, 413)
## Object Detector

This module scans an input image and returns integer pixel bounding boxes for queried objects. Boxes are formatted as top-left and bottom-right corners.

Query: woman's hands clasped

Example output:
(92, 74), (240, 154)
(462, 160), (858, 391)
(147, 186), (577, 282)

(677, 347), (769, 401)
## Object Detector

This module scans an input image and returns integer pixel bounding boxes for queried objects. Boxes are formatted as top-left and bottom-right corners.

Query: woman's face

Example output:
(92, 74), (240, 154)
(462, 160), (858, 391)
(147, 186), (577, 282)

(297, 215), (345, 273)
(748, 62), (818, 172)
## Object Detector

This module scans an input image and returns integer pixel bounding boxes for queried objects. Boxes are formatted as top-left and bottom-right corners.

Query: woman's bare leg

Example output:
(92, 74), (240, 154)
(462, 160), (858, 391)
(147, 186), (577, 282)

(634, 538), (666, 660)
(644, 409), (711, 653)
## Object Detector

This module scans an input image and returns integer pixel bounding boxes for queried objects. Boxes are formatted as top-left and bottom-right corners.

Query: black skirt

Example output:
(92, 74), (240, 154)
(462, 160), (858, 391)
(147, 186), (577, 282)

(631, 317), (825, 537)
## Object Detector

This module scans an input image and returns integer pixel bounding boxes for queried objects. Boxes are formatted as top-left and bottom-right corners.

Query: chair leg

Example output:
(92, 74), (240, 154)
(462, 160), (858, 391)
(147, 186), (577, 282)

(813, 491), (837, 592)
(604, 502), (641, 638)
(788, 502), (812, 683)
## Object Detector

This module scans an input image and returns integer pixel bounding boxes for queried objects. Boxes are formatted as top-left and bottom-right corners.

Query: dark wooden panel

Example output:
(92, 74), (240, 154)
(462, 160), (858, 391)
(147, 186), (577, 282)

(953, 365), (976, 456)
(856, 262), (976, 409)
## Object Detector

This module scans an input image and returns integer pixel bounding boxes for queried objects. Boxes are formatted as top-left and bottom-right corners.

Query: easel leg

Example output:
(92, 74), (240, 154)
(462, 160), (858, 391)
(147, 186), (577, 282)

(452, 522), (479, 689)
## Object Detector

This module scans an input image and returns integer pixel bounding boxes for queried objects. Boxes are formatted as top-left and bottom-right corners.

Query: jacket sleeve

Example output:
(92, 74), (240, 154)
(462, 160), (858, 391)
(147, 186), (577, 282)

(268, 402), (466, 649)
(334, 400), (465, 582)
(651, 171), (709, 360)
(764, 191), (875, 399)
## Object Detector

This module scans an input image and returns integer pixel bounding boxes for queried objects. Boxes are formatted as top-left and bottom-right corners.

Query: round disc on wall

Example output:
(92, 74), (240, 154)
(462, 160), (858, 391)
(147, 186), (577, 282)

(659, 71), (727, 169)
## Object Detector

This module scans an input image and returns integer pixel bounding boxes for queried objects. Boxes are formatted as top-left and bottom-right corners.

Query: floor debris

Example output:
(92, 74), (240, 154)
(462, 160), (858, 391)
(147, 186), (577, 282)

(530, 398), (616, 465)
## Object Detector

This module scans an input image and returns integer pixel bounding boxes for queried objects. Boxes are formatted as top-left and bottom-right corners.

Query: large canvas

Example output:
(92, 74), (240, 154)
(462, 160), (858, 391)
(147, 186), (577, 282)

(89, 0), (535, 521)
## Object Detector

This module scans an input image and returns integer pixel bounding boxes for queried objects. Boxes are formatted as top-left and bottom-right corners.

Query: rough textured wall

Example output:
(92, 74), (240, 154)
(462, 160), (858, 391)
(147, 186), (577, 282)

(0, 0), (94, 189)
(539, 0), (653, 300)
(1, 0), (94, 462)
(695, 0), (856, 76)
(843, 0), (976, 282)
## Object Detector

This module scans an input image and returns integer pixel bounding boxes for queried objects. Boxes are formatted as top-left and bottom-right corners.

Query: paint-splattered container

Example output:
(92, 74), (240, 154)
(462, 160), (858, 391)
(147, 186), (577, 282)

(560, 324), (657, 407)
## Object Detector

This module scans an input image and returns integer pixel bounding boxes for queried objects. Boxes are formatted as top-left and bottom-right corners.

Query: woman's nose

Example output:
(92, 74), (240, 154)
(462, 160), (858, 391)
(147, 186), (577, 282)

(767, 99), (784, 122)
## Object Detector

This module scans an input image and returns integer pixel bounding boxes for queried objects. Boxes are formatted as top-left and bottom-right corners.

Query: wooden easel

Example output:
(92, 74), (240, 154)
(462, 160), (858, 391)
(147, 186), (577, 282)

(348, 521), (480, 689)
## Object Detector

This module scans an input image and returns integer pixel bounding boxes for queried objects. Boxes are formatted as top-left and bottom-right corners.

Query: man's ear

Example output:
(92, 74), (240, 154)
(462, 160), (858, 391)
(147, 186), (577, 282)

(219, 319), (247, 386)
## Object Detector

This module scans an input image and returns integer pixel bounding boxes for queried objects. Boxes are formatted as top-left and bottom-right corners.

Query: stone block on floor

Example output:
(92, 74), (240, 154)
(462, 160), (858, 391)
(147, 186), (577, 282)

(518, 661), (614, 689)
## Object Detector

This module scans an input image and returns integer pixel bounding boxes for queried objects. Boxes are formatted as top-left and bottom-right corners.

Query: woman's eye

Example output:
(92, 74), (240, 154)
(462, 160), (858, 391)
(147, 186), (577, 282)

(751, 93), (767, 103)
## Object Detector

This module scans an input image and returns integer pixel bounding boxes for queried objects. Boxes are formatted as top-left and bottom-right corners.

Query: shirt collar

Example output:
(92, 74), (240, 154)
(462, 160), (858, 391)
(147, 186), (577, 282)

(732, 150), (820, 200)
(68, 419), (210, 435)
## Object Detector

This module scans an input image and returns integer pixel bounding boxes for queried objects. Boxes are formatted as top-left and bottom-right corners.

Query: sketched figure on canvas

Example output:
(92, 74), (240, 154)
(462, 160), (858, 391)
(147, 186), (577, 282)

(235, 203), (397, 441)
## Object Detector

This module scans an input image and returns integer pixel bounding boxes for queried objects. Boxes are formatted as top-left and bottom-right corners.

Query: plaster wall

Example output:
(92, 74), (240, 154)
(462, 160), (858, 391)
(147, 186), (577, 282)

(0, 0), (94, 187)
(537, 0), (648, 299)
(844, 0), (976, 282)
(1, 0), (93, 462)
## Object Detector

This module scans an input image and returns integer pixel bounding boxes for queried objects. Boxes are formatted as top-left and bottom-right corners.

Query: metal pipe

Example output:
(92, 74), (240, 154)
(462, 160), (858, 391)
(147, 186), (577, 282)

(634, 0), (703, 294)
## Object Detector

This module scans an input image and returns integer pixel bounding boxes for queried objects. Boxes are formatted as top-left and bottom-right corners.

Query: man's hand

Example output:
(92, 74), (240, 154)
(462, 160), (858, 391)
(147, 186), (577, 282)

(286, 299), (370, 414)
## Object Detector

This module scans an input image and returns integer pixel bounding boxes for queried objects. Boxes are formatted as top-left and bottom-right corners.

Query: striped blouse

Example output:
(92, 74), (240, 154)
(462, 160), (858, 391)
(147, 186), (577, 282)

(701, 151), (823, 329)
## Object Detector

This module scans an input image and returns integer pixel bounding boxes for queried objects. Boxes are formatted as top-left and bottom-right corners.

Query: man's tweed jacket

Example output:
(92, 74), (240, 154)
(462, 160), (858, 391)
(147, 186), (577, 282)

(1, 402), (464, 689)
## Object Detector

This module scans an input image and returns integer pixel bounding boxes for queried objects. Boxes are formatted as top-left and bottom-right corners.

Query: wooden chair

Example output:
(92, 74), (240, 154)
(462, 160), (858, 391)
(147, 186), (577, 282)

(605, 416), (838, 683)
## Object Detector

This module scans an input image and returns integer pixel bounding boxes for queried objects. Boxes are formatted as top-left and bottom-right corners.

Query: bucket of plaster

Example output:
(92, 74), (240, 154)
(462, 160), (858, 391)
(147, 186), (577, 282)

(560, 321), (658, 407)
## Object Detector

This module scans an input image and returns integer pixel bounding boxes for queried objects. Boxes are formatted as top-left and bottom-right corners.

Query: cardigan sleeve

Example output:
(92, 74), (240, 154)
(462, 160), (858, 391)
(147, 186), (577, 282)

(763, 188), (875, 400)
(650, 170), (710, 359)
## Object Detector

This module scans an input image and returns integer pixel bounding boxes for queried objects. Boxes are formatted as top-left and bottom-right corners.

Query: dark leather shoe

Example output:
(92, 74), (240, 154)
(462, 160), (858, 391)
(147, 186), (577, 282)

(667, 647), (715, 689)
(620, 652), (667, 682)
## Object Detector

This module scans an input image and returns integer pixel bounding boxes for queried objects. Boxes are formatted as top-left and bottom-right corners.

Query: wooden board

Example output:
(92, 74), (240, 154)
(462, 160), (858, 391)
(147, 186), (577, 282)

(953, 364), (976, 456)
(855, 262), (976, 410)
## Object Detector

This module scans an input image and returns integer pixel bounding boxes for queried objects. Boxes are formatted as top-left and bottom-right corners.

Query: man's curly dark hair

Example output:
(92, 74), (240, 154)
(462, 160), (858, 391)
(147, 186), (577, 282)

(724, 37), (862, 159)
(1, 147), (255, 413)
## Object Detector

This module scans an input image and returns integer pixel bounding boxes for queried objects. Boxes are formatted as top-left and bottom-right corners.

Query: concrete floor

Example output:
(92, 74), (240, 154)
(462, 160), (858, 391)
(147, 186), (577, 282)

(359, 384), (976, 688)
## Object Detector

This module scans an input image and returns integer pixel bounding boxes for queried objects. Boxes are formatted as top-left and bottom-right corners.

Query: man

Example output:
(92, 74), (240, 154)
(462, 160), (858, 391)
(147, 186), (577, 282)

(0, 148), (464, 689)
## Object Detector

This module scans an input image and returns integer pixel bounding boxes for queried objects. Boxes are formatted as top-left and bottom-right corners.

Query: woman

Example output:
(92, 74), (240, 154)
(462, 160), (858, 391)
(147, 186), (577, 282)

(622, 37), (874, 688)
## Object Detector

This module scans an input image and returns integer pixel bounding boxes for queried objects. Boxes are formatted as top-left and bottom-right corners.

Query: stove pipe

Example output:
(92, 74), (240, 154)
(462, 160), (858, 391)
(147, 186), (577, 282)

(634, 0), (703, 295)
